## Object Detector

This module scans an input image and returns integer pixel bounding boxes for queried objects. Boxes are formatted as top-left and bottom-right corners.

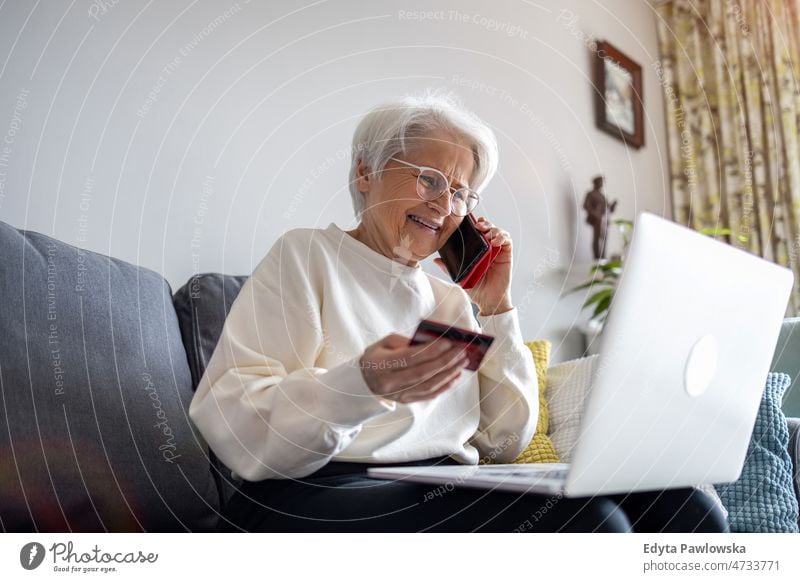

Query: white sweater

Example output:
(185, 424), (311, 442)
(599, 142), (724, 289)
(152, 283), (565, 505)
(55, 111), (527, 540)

(188, 223), (538, 481)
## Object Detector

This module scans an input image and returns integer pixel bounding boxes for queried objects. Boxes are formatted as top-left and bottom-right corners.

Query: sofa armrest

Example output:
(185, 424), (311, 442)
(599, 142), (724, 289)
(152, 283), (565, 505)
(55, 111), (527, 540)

(788, 417), (800, 528)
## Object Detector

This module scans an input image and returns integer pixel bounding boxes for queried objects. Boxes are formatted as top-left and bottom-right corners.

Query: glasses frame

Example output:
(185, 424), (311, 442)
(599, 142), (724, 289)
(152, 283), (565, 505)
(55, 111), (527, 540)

(389, 157), (480, 217)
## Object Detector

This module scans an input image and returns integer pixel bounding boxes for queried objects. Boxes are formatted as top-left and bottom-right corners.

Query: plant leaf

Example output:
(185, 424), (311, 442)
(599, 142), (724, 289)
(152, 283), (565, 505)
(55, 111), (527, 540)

(590, 259), (623, 277)
(583, 287), (614, 310)
(591, 294), (612, 319)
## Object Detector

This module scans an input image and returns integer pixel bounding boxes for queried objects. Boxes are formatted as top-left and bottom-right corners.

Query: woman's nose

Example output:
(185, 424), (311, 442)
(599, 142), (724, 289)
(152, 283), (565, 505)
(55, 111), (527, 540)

(426, 192), (452, 216)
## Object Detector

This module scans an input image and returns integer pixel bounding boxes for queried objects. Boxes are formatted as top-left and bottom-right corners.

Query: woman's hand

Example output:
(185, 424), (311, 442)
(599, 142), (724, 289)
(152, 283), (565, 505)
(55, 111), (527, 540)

(434, 216), (514, 315)
(359, 333), (470, 404)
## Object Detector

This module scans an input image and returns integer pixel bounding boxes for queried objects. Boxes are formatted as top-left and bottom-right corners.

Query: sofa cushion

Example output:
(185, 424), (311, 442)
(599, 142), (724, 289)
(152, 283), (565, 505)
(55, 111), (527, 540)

(788, 417), (800, 528)
(506, 340), (559, 464)
(172, 273), (248, 511)
(546, 354), (598, 462)
(0, 221), (219, 532)
(715, 373), (800, 532)
(770, 317), (800, 417)
(172, 274), (248, 388)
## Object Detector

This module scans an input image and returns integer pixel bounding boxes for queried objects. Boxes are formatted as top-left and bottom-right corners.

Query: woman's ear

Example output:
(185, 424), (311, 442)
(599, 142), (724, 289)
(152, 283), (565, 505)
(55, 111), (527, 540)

(355, 158), (371, 194)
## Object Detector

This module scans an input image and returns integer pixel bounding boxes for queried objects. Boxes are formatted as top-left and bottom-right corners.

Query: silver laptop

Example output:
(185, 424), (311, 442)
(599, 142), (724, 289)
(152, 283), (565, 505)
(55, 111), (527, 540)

(367, 212), (794, 497)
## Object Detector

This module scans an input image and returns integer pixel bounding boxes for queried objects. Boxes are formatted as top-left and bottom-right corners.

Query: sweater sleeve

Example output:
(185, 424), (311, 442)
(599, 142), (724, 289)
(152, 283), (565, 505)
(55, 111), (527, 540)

(469, 307), (538, 463)
(188, 233), (396, 481)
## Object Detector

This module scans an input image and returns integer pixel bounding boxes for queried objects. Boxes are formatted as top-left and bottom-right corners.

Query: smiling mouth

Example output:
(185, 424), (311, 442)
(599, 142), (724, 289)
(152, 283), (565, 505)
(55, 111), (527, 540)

(408, 214), (442, 233)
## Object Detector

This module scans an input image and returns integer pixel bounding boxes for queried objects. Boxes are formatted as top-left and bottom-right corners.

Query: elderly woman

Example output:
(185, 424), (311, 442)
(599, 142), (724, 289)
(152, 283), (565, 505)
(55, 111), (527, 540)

(189, 93), (727, 533)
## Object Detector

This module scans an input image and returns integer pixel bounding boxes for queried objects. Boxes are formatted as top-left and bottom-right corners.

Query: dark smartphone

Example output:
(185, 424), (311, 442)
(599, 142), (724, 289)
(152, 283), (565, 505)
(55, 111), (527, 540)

(409, 319), (494, 371)
(438, 214), (500, 289)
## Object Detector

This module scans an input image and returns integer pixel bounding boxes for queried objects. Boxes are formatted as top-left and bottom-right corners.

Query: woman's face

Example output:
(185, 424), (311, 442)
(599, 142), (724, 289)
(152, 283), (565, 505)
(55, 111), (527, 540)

(355, 131), (475, 265)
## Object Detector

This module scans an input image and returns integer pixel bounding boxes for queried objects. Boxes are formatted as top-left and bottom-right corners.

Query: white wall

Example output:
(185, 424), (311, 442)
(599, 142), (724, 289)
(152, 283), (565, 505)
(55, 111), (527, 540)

(0, 0), (669, 362)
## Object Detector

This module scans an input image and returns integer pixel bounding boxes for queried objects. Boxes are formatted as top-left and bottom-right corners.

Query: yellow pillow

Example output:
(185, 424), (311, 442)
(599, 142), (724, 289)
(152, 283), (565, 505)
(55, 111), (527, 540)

(511, 340), (560, 464)
(477, 339), (560, 465)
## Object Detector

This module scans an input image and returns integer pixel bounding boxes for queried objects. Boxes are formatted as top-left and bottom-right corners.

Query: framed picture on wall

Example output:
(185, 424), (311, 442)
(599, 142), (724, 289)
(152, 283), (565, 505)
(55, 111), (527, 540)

(593, 40), (644, 149)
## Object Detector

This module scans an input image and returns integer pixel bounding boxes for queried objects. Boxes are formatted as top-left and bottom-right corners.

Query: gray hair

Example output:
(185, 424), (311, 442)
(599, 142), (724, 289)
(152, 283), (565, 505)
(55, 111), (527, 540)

(348, 90), (499, 219)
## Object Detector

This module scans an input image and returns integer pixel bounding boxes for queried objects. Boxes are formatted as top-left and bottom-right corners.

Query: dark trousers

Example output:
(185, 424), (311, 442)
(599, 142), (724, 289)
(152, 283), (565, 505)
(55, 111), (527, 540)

(218, 456), (729, 533)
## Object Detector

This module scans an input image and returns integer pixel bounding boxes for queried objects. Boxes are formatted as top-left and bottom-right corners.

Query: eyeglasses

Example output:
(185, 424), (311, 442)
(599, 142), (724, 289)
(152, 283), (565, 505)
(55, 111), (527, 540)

(389, 157), (480, 217)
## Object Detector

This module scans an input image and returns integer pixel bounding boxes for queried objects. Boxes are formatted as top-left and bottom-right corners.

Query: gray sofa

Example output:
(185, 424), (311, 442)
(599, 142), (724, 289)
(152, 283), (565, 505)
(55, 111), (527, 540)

(1, 220), (799, 532)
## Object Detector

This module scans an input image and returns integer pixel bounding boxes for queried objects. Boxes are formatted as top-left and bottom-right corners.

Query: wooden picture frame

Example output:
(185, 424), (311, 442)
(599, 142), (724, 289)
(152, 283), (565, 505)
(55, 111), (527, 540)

(593, 40), (644, 149)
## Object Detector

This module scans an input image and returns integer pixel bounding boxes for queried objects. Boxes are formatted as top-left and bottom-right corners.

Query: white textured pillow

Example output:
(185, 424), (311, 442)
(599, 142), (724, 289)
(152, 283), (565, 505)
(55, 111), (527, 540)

(545, 353), (729, 520)
(545, 354), (598, 462)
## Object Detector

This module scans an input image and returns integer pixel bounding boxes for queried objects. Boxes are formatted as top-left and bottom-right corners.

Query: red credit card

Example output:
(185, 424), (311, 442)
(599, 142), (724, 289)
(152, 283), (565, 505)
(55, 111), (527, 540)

(409, 319), (494, 371)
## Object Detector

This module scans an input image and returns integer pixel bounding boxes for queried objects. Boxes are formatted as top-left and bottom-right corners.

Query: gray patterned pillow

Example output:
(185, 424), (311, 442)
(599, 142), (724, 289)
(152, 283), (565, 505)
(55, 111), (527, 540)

(0, 221), (219, 531)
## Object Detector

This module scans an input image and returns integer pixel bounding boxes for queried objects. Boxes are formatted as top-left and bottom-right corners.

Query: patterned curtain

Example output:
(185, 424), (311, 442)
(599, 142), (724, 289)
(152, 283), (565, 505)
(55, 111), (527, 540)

(655, 0), (800, 314)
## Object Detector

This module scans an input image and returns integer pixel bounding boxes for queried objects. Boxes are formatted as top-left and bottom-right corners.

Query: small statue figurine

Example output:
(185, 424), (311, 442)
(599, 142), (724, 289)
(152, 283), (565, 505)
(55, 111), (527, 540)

(583, 176), (618, 261)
